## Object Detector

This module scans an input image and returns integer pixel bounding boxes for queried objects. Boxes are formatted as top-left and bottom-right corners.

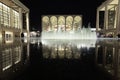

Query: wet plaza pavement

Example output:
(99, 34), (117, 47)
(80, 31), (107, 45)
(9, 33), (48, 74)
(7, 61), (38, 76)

(0, 38), (120, 80)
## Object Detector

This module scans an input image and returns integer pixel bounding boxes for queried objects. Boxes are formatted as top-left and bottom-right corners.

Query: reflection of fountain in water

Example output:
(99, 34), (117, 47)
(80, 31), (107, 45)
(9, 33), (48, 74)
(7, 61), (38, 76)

(41, 39), (96, 59)
(41, 39), (96, 48)
(41, 26), (97, 39)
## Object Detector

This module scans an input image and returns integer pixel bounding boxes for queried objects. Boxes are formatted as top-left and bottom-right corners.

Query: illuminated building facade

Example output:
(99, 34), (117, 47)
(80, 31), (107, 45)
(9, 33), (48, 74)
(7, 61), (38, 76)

(42, 15), (82, 32)
(0, 0), (29, 39)
(96, 0), (120, 37)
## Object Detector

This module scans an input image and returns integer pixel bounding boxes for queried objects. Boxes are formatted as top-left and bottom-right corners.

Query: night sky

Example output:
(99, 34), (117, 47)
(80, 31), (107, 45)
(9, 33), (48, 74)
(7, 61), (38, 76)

(20, 0), (105, 31)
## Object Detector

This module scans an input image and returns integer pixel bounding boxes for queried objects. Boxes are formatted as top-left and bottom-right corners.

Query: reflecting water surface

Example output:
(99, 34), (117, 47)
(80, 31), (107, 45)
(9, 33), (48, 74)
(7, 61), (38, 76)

(0, 39), (29, 80)
(95, 39), (120, 80)
(41, 39), (96, 59)
(1, 38), (120, 80)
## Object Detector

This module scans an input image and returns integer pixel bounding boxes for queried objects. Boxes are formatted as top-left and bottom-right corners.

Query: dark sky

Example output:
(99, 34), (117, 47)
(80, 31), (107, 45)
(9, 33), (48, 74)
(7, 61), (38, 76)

(20, 0), (105, 31)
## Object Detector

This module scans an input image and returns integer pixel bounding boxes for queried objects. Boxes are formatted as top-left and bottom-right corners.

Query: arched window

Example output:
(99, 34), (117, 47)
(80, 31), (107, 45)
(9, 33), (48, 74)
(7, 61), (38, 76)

(73, 16), (82, 31)
(58, 16), (65, 31)
(42, 16), (50, 31)
(50, 16), (57, 31)
(66, 16), (73, 31)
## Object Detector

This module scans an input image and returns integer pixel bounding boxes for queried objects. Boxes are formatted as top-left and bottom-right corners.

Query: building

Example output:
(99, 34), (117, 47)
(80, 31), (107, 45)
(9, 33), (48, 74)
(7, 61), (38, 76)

(41, 15), (98, 39)
(42, 15), (82, 32)
(0, 0), (29, 39)
(96, 0), (120, 38)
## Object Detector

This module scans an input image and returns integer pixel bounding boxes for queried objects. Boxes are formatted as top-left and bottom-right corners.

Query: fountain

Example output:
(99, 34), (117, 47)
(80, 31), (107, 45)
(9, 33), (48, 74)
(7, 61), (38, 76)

(41, 25), (97, 39)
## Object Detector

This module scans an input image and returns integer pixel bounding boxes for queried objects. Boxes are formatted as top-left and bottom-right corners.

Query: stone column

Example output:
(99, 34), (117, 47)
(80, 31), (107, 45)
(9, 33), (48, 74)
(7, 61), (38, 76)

(0, 7), (2, 31)
(19, 8), (23, 36)
(104, 5), (108, 30)
(26, 12), (30, 37)
(10, 8), (13, 28)
(116, 0), (120, 34)
(96, 9), (99, 32)
(49, 16), (52, 31)
(72, 16), (74, 31)
(65, 16), (66, 31)
(80, 15), (82, 29)
(57, 16), (58, 32)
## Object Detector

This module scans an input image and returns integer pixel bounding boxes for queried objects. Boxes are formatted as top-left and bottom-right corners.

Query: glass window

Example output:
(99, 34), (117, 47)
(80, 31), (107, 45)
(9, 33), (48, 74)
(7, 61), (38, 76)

(66, 16), (73, 31)
(12, 10), (19, 28)
(108, 5), (117, 29)
(50, 16), (57, 31)
(0, 3), (11, 27)
(0, 3), (2, 25)
(42, 16), (50, 31)
(2, 49), (12, 71)
(73, 16), (81, 31)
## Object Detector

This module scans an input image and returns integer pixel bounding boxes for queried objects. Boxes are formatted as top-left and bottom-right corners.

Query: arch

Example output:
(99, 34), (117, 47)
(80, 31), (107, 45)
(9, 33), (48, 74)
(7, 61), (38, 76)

(58, 16), (65, 31)
(73, 16), (82, 31)
(42, 16), (50, 31)
(50, 16), (57, 31)
(66, 16), (73, 31)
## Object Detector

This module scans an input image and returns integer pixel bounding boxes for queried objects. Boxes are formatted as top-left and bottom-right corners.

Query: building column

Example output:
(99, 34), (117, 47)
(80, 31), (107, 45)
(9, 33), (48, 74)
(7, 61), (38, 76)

(26, 12), (30, 37)
(96, 9), (99, 32)
(114, 6), (117, 29)
(104, 5), (108, 30)
(10, 8), (13, 28)
(72, 17), (75, 31)
(80, 16), (82, 29)
(65, 16), (66, 31)
(49, 16), (51, 31)
(19, 8), (23, 36)
(116, 0), (120, 34)
(57, 16), (58, 32)
(19, 8), (23, 30)
(0, 5), (2, 38)
(49, 16), (52, 31)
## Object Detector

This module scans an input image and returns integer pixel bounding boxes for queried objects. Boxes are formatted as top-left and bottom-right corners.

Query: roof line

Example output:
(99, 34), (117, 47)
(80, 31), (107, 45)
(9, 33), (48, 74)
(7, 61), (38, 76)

(12, 0), (29, 12)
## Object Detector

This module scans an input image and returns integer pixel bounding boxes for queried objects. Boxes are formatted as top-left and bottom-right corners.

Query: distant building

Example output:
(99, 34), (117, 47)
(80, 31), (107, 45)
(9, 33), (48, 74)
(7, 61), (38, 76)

(30, 31), (40, 37)
(0, 0), (30, 39)
(96, 0), (120, 38)
(42, 15), (82, 32)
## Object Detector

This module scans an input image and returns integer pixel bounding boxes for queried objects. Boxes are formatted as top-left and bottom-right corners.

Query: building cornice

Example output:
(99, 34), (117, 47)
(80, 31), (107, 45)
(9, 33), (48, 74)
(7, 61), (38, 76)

(11, 0), (29, 12)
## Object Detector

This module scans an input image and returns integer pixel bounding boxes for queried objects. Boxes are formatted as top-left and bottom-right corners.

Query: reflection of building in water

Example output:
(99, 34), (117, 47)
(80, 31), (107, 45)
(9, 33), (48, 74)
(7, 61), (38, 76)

(95, 40), (120, 79)
(42, 39), (96, 59)
(0, 39), (29, 79)
(2, 46), (21, 71)
(96, 0), (120, 37)
(0, 0), (29, 38)
(42, 44), (81, 59)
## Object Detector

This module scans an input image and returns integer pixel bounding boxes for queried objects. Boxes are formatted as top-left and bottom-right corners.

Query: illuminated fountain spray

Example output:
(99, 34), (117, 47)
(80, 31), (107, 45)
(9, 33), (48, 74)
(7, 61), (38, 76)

(41, 15), (97, 39)
(41, 24), (97, 39)
(41, 18), (97, 39)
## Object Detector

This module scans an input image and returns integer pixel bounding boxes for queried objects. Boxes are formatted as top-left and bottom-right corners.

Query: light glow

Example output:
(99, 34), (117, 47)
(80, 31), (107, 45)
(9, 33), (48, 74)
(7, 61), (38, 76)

(41, 27), (97, 39)
(3, 65), (12, 71)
